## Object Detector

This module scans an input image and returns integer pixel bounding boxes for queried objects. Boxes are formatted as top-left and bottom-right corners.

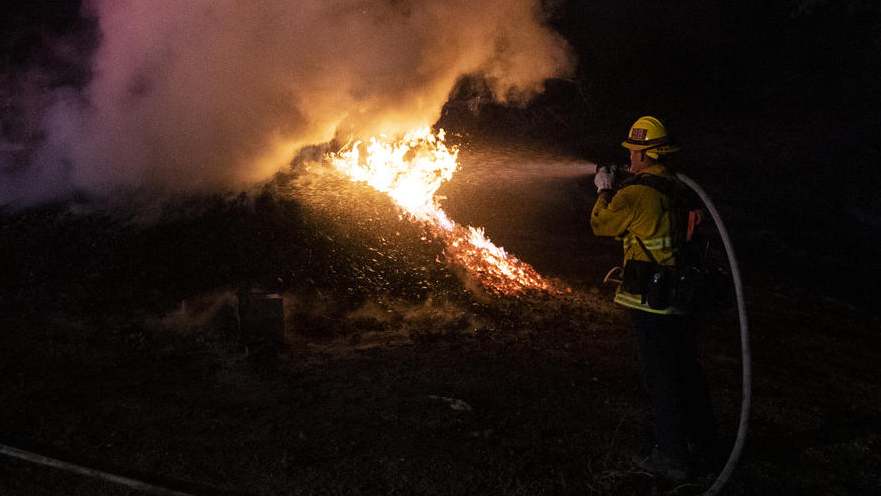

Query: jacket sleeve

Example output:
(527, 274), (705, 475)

(590, 188), (636, 237)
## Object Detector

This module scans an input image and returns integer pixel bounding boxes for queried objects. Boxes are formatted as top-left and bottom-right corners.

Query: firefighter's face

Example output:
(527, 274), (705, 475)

(629, 149), (650, 172)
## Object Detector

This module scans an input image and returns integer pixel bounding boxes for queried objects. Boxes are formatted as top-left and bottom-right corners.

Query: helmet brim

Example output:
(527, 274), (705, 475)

(622, 141), (652, 151)
(621, 141), (681, 154)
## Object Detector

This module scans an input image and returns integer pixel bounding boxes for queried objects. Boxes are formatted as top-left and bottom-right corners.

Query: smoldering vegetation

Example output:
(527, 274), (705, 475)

(0, 145), (609, 357)
(0, 149), (647, 495)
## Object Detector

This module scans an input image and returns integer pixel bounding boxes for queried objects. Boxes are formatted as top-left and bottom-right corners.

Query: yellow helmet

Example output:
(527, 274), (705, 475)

(621, 115), (680, 159)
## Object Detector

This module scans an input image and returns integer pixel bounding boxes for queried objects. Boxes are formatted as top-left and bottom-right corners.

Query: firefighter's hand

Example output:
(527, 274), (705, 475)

(594, 166), (615, 192)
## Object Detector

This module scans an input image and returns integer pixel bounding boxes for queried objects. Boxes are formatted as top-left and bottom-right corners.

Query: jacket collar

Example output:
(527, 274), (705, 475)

(637, 163), (671, 178)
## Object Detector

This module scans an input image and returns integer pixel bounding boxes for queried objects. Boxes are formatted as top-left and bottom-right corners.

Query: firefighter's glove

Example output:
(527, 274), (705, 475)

(594, 166), (615, 193)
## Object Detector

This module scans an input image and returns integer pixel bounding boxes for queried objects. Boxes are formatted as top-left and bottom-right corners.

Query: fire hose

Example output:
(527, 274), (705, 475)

(675, 172), (751, 496)
(0, 444), (196, 495)
(593, 164), (751, 493)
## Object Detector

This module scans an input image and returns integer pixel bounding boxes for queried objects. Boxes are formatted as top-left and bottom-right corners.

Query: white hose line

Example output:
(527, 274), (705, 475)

(0, 443), (196, 496)
(676, 172), (752, 496)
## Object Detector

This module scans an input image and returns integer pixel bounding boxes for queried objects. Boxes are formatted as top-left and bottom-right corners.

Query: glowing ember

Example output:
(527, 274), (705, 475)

(328, 128), (566, 296)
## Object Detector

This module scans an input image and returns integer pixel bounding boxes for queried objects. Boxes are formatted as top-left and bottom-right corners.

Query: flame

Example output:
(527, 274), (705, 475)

(328, 128), (566, 297)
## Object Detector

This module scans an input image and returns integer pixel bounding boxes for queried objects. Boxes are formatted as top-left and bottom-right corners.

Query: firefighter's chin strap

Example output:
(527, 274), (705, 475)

(675, 172), (752, 496)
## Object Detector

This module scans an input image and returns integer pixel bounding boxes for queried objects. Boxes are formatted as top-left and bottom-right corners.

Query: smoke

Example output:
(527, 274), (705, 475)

(1, 0), (572, 206)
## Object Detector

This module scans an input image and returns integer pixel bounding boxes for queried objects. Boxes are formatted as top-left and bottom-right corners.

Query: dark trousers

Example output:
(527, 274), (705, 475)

(630, 310), (717, 461)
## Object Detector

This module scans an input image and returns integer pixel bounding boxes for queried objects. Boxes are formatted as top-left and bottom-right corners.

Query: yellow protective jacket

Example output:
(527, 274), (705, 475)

(590, 164), (686, 314)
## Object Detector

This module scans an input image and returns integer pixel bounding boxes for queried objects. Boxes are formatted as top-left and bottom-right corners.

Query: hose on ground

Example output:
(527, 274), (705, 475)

(0, 444), (196, 496)
(676, 172), (752, 496)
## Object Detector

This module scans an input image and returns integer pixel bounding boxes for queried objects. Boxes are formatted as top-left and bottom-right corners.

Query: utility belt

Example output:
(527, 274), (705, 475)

(621, 260), (700, 310)
(620, 236), (703, 311)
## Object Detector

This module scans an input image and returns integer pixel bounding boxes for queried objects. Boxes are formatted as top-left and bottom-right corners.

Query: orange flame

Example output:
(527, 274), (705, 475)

(328, 128), (566, 297)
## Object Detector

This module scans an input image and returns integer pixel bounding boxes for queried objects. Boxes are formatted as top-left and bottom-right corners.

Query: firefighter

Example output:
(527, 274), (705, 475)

(591, 116), (717, 481)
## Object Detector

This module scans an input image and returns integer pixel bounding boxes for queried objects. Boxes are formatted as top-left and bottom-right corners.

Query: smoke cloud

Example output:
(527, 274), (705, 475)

(2, 0), (572, 206)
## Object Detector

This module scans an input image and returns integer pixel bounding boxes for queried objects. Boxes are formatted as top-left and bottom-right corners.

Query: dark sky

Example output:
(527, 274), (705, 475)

(1, 0), (84, 66)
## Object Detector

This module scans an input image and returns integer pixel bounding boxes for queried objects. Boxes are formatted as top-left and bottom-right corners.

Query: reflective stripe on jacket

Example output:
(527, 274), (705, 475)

(591, 164), (686, 315)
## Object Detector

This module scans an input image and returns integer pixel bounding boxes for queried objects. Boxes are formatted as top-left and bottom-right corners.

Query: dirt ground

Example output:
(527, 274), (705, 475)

(2, 140), (880, 496)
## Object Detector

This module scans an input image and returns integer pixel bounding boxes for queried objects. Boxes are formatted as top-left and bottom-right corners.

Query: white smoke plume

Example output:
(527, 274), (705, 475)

(1, 0), (572, 206)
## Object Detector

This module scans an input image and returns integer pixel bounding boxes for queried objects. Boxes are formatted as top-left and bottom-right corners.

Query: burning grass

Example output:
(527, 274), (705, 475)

(323, 128), (569, 298)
